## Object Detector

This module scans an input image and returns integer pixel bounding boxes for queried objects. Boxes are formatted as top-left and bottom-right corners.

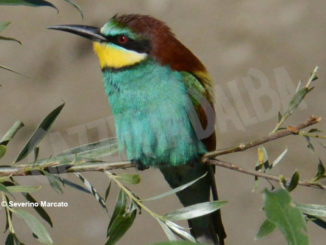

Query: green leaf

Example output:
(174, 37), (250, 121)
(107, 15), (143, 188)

(23, 193), (53, 227)
(108, 190), (127, 232)
(56, 137), (118, 160)
(117, 173), (141, 185)
(15, 103), (64, 163)
(164, 200), (227, 221)
(0, 144), (6, 158)
(277, 111), (282, 122)
(106, 208), (137, 245)
(304, 136), (314, 152)
(0, 0), (58, 11)
(54, 176), (90, 194)
(6, 185), (41, 193)
(164, 220), (196, 242)
(43, 171), (63, 194)
(272, 148), (288, 168)
(286, 171), (300, 192)
(0, 21), (10, 32)
(13, 209), (53, 245)
(0, 35), (22, 44)
(256, 219), (276, 239)
(0, 182), (12, 196)
(104, 182), (111, 202)
(5, 233), (14, 245)
(296, 203), (326, 217)
(0, 121), (24, 145)
(312, 159), (326, 181)
(144, 173), (207, 202)
(74, 172), (107, 211)
(5, 233), (25, 245)
(306, 215), (326, 230)
(0, 22), (21, 43)
(263, 189), (308, 245)
(34, 147), (40, 162)
(156, 219), (179, 241)
(286, 87), (313, 116)
(64, 0), (83, 18)
(0, 65), (22, 75)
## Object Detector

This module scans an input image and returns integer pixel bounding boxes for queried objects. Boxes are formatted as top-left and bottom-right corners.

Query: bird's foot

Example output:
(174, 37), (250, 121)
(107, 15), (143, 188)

(131, 159), (149, 171)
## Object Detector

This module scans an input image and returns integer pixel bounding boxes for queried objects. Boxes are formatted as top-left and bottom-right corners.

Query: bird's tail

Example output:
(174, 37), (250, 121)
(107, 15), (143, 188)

(160, 163), (226, 245)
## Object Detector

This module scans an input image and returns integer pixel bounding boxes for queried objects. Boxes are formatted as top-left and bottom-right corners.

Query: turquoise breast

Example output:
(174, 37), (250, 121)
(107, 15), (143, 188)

(102, 59), (206, 167)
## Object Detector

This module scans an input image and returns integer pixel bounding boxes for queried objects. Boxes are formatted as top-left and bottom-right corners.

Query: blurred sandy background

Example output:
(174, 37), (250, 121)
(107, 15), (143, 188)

(0, 0), (325, 244)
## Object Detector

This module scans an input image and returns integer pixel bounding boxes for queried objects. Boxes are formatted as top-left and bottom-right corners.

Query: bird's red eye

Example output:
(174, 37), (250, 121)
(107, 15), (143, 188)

(117, 35), (128, 44)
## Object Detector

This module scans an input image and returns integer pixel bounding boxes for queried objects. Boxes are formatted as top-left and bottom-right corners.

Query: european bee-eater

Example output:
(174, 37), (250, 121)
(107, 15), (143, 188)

(49, 14), (226, 245)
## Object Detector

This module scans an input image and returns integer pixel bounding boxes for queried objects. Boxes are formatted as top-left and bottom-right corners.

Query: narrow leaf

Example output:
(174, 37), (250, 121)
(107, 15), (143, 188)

(286, 171), (300, 192)
(54, 176), (90, 194)
(0, 121), (24, 145)
(0, 0), (58, 11)
(165, 220), (196, 242)
(108, 190), (127, 232)
(64, 0), (83, 18)
(157, 219), (179, 241)
(0, 65), (22, 75)
(6, 185), (41, 193)
(15, 103), (64, 162)
(0, 21), (10, 32)
(144, 173), (207, 202)
(263, 189), (308, 245)
(0, 36), (22, 44)
(304, 136), (314, 152)
(56, 137), (118, 160)
(106, 209), (137, 245)
(117, 173), (141, 185)
(23, 193), (53, 227)
(74, 172), (107, 211)
(0, 182), (12, 196)
(13, 209), (53, 245)
(164, 200), (227, 221)
(286, 87), (313, 115)
(104, 182), (111, 202)
(5, 233), (14, 245)
(43, 171), (63, 194)
(0, 144), (6, 158)
(272, 148), (288, 168)
(256, 219), (276, 239)
(296, 203), (326, 217)
(306, 215), (326, 230)
(313, 159), (326, 181)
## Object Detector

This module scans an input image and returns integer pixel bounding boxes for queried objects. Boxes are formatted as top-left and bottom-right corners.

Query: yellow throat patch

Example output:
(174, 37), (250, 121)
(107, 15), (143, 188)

(93, 42), (147, 69)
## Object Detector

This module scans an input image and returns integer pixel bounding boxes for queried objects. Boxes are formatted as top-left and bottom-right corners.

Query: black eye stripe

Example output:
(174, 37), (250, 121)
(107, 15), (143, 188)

(104, 35), (151, 54)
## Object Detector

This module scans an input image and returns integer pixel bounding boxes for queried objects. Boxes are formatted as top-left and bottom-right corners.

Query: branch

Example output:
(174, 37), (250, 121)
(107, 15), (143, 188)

(0, 161), (133, 177)
(0, 116), (323, 191)
(203, 115), (321, 160)
(207, 159), (326, 190)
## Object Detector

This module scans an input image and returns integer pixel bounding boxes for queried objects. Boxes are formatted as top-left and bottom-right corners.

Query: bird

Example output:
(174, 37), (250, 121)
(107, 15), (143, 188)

(49, 14), (226, 245)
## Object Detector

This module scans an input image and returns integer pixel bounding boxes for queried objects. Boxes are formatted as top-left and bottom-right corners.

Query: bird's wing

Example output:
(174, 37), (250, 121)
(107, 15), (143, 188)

(181, 71), (216, 151)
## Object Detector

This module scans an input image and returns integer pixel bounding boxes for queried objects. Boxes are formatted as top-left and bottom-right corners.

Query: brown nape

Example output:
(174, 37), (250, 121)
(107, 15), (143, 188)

(113, 14), (206, 73)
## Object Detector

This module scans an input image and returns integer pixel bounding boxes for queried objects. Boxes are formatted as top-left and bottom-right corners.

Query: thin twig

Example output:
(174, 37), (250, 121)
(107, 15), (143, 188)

(271, 66), (319, 133)
(0, 116), (323, 192)
(0, 161), (133, 177)
(203, 116), (321, 160)
(207, 159), (325, 189)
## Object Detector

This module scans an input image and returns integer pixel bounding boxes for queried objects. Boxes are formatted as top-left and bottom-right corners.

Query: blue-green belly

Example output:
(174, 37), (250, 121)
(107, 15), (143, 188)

(102, 59), (206, 167)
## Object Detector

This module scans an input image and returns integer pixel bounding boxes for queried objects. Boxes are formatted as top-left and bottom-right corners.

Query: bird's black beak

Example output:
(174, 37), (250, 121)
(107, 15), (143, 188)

(48, 25), (107, 42)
